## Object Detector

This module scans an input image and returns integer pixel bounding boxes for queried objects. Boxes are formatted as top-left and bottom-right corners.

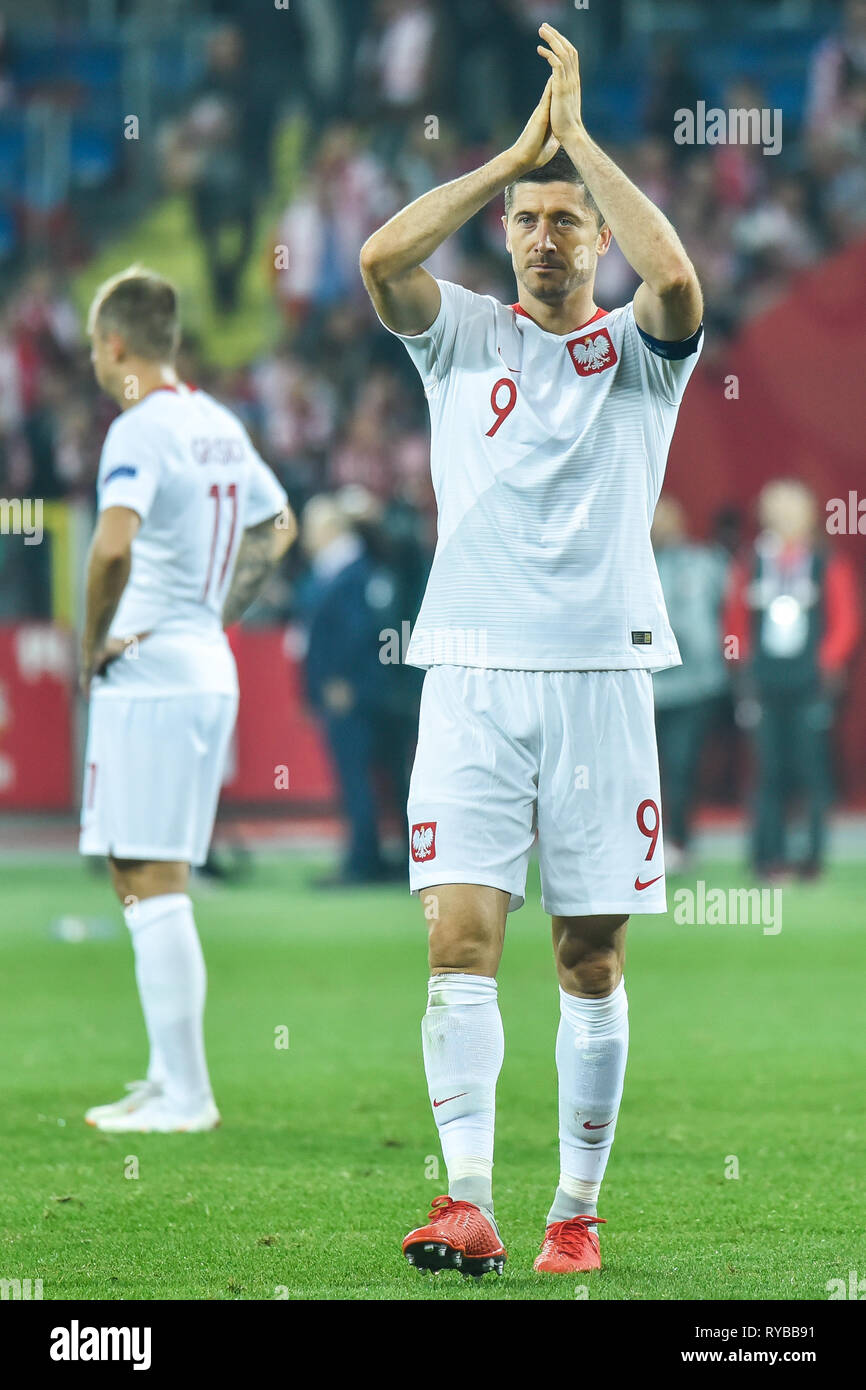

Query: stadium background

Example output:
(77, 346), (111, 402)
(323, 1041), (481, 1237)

(0, 0), (864, 826)
(1, 0), (865, 1307)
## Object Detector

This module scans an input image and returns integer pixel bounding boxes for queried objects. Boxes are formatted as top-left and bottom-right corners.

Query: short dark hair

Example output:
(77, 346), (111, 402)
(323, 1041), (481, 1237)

(88, 265), (180, 362)
(504, 147), (604, 227)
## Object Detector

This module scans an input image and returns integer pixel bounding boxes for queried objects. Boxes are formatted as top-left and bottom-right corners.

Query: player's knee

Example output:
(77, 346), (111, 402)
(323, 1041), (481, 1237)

(563, 953), (622, 996)
(108, 856), (141, 905)
(428, 927), (499, 975)
(553, 914), (627, 996)
(108, 856), (188, 907)
(421, 886), (507, 976)
(426, 912), (503, 976)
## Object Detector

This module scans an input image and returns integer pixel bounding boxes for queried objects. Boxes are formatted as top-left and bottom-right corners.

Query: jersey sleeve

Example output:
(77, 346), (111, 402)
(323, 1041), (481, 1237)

(244, 448), (289, 527)
(372, 278), (485, 393)
(96, 414), (163, 521)
(627, 300), (704, 405)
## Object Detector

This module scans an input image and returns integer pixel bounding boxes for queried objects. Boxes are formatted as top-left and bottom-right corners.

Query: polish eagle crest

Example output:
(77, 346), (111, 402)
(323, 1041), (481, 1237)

(572, 333), (611, 371)
(411, 824), (436, 860)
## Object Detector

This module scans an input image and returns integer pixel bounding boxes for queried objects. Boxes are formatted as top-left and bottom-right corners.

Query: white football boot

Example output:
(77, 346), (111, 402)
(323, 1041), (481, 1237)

(85, 1080), (162, 1127)
(93, 1095), (221, 1133)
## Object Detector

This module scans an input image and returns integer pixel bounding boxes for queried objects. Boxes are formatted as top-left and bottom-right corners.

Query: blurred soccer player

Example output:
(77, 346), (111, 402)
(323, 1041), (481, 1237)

(79, 266), (295, 1132)
(361, 25), (703, 1275)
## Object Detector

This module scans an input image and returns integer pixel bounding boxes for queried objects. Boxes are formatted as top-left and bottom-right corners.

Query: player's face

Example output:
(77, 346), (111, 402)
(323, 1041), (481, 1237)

(503, 182), (610, 304)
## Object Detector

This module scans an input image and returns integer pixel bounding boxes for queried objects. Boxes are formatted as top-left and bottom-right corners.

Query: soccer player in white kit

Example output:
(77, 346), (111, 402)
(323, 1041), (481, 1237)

(360, 26), (704, 1276)
(79, 266), (294, 1133)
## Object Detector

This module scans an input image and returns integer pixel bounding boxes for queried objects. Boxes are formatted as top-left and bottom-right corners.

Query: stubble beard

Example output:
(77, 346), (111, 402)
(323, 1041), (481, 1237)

(519, 255), (595, 306)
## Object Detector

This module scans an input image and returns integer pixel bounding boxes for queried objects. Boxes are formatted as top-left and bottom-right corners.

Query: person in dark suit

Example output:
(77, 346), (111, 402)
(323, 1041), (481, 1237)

(298, 494), (405, 885)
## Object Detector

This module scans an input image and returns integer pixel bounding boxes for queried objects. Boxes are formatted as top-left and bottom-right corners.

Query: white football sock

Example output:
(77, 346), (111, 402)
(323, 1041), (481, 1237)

(547, 979), (629, 1226)
(124, 893), (213, 1113)
(421, 974), (504, 1214)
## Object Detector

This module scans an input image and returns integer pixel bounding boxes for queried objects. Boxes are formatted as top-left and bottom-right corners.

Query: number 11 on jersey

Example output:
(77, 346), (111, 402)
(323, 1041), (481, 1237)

(202, 482), (238, 600)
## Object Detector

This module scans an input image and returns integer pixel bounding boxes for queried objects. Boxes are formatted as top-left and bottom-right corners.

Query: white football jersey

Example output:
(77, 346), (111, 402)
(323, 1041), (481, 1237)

(378, 279), (702, 671)
(93, 383), (287, 696)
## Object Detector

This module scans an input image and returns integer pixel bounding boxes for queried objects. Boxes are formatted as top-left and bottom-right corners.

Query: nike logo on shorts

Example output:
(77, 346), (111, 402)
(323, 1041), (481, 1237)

(634, 873), (663, 891)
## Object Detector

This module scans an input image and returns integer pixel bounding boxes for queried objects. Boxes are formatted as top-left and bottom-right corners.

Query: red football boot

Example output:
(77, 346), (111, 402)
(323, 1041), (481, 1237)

(533, 1215), (606, 1273)
(402, 1195), (507, 1278)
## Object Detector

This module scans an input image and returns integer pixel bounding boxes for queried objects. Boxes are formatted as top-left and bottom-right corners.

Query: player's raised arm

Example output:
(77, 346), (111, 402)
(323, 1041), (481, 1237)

(360, 79), (559, 336)
(80, 504), (140, 696)
(222, 508), (296, 628)
(536, 23), (703, 342)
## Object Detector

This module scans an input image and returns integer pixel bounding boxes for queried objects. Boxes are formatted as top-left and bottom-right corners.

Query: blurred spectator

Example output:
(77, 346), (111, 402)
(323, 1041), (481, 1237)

(355, 0), (445, 164)
(251, 342), (338, 497)
(338, 479), (428, 834)
(817, 71), (866, 245)
(668, 156), (739, 338)
(652, 497), (731, 872)
(713, 81), (772, 213)
(502, 0), (581, 116)
(0, 310), (24, 439)
(439, 0), (516, 147)
(297, 492), (409, 886)
(711, 505), (746, 558)
(644, 40), (703, 158)
(733, 171), (823, 317)
(806, 1), (866, 246)
(272, 125), (398, 324)
(724, 480), (861, 880)
(162, 26), (261, 312)
(0, 17), (17, 110)
(330, 366), (418, 499)
(308, 301), (385, 404)
(806, 0), (866, 140)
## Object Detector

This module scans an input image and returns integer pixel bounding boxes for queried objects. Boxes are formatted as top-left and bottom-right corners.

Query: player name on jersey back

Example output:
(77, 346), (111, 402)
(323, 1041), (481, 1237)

(93, 383), (287, 697)
(377, 279), (702, 673)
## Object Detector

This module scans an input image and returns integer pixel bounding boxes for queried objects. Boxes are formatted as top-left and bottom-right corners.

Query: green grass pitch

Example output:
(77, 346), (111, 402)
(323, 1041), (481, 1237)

(1, 853), (863, 1301)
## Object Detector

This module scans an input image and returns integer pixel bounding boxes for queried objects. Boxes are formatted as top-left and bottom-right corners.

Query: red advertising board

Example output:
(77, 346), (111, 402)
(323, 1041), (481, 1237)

(0, 623), (335, 813)
(0, 624), (75, 809)
(222, 626), (335, 805)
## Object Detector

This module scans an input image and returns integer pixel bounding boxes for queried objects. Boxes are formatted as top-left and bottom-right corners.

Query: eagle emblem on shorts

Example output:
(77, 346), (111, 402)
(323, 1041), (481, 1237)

(411, 822), (436, 862)
(567, 326), (618, 376)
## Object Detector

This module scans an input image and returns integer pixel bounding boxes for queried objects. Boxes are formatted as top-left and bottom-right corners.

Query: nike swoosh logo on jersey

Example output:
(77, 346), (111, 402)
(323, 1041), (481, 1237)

(432, 1092), (467, 1108)
(634, 873), (664, 891)
(583, 1119), (614, 1130)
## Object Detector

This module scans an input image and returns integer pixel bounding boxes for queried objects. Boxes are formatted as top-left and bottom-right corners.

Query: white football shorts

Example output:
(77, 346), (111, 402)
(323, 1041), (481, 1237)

(407, 666), (666, 916)
(79, 691), (238, 866)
